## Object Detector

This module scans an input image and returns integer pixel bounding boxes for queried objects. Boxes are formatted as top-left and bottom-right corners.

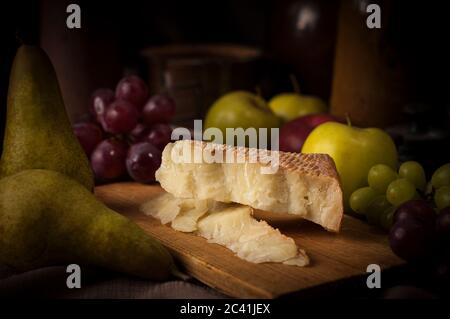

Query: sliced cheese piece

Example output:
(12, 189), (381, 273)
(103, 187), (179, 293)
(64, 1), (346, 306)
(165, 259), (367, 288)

(142, 192), (210, 231)
(197, 205), (308, 265)
(141, 192), (182, 224)
(156, 140), (344, 232)
(171, 199), (209, 232)
(141, 193), (309, 266)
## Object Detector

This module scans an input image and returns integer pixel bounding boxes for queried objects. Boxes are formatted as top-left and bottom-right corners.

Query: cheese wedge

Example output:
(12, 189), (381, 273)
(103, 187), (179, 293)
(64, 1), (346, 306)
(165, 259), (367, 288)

(156, 140), (344, 232)
(141, 192), (309, 266)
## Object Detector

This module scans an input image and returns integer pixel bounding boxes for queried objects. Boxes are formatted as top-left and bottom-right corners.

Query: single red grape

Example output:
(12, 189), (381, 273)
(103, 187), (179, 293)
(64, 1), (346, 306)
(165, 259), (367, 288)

(142, 94), (176, 125)
(128, 122), (148, 143)
(103, 99), (139, 134)
(115, 75), (149, 109)
(126, 142), (162, 183)
(73, 122), (103, 157)
(389, 220), (431, 261)
(144, 123), (172, 150)
(91, 138), (128, 182)
(393, 200), (436, 230)
(89, 88), (115, 125)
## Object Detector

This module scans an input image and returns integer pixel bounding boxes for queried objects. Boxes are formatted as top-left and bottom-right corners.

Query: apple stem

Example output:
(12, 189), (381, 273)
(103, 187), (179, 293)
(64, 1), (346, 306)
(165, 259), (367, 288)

(345, 113), (352, 127)
(290, 74), (301, 95)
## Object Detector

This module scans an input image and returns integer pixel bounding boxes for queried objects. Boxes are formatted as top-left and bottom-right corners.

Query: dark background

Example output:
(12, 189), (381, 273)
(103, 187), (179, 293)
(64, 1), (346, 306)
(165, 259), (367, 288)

(1, 0), (450, 163)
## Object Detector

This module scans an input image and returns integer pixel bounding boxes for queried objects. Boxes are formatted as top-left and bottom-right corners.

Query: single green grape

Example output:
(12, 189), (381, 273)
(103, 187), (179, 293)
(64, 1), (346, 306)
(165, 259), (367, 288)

(431, 163), (450, 189)
(350, 187), (379, 215)
(365, 195), (392, 226)
(399, 161), (426, 191)
(386, 178), (416, 206)
(368, 164), (398, 194)
(435, 186), (450, 210)
(380, 206), (396, 231)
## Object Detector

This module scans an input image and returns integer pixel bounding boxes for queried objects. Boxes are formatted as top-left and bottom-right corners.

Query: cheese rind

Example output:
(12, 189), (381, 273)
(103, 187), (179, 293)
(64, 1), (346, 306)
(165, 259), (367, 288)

(156, 140), (344, 232)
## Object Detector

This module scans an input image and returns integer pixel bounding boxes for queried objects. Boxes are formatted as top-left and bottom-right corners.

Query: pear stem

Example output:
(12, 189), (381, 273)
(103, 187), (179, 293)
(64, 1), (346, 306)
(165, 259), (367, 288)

(290, 74), (301, 95)
(345, 113), (352, 127)
(171, 266), (191, 281)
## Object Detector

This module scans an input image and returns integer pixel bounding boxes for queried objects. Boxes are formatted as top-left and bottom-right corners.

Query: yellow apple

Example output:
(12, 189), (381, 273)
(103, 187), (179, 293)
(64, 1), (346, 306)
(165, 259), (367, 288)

(269, 93), (327, 122)
(302, 122), (398, 210)
(205, 91), (280, 145)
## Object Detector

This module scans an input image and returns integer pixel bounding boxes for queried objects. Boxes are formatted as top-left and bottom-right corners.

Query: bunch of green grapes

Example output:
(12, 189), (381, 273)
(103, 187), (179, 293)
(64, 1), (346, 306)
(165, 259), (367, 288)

(350, 162), (450, 230)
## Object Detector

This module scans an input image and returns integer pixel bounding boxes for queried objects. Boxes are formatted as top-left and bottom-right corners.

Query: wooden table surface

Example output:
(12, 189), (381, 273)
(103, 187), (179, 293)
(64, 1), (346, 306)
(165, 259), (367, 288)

(95, 182), (404, 299)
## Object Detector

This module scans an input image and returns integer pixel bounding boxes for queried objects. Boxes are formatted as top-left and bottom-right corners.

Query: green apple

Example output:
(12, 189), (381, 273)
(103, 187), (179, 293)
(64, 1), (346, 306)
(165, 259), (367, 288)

(269, 93), (327, 122)
(302, 122), (398, 211)
(205, 91), (280, 144)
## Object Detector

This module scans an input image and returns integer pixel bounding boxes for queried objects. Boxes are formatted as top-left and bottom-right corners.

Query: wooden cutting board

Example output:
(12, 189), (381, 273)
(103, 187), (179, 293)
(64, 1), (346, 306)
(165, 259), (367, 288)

(95, 182), (403, 299)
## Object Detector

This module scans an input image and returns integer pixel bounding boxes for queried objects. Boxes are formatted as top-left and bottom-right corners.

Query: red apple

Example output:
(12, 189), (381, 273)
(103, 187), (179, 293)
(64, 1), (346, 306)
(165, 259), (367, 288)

(279, 114), (337, 152)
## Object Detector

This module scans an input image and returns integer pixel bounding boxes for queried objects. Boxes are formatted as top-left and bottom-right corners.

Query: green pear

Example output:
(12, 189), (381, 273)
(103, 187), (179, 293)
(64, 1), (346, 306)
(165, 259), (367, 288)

(0, 169), (175, 280)
(0, 45), (94, 190)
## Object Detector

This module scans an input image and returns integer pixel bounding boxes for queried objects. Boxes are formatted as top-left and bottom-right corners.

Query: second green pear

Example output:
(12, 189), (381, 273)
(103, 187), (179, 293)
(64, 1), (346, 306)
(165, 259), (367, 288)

(0, 45), (94, 190)
(0, 169), (175, 279)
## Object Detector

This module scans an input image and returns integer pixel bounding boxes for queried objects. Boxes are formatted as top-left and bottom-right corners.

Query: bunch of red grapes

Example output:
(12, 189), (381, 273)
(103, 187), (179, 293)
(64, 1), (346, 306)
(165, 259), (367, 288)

(73, 75), (176, 184)
(389, 200), (450, 286)
(390, 201), (450, 261)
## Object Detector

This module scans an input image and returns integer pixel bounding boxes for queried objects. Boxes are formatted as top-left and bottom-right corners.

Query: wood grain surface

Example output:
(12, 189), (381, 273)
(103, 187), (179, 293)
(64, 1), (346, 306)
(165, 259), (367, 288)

(95, 182), (403, 299)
